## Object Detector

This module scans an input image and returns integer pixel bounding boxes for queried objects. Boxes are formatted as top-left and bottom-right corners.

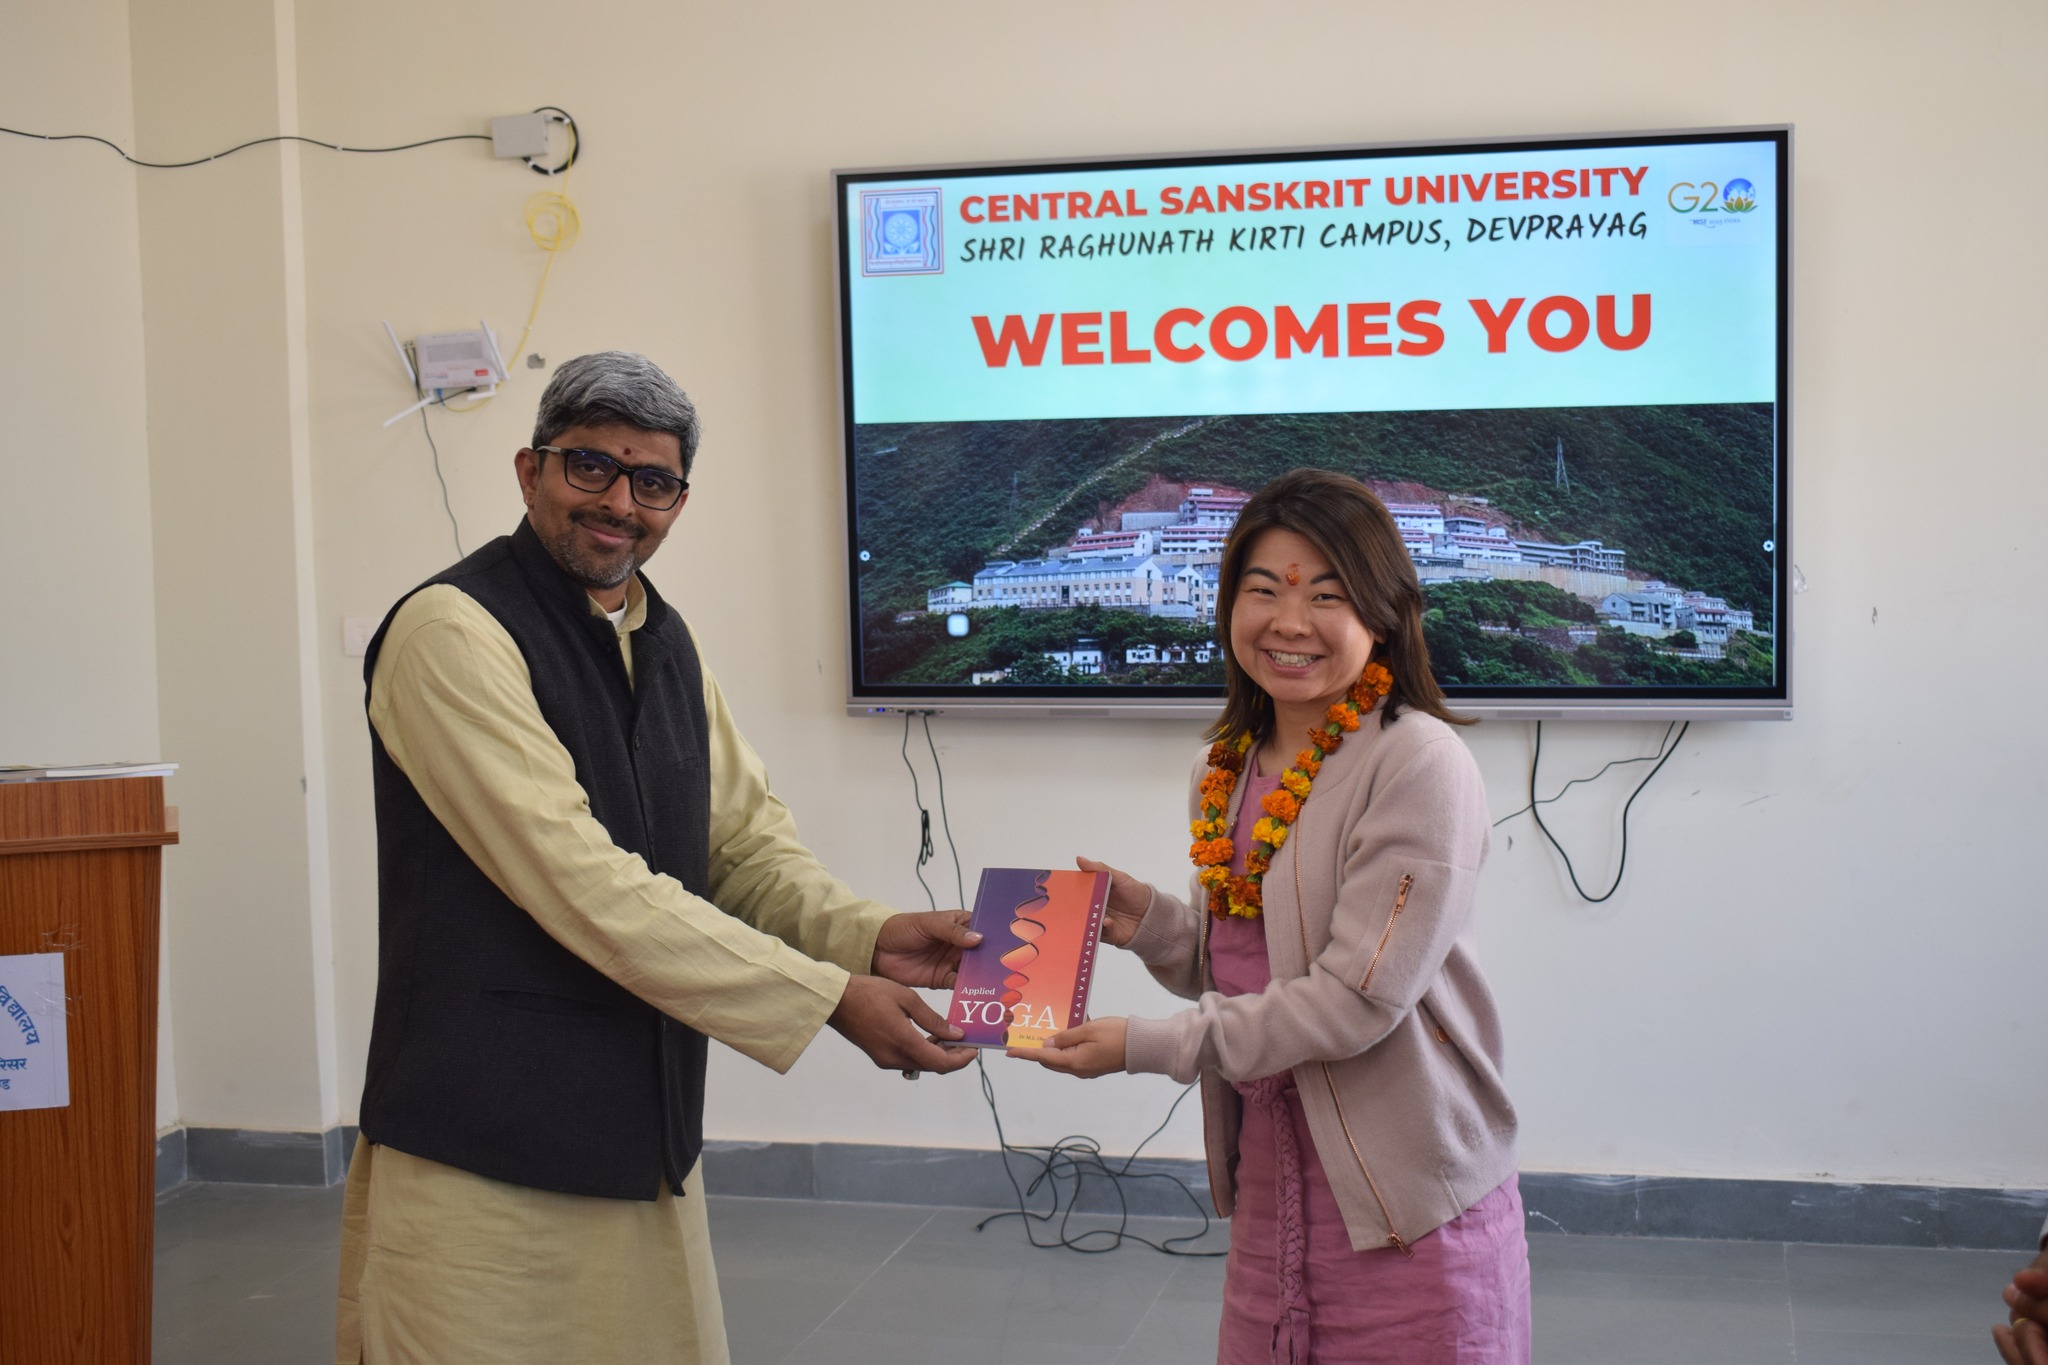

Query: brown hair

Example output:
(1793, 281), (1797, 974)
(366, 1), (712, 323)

(1206, 468), (1472, 744)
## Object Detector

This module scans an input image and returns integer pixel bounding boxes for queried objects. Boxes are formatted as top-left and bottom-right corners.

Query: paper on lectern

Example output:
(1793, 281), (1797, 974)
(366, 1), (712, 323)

(0, 953), (70, 1112)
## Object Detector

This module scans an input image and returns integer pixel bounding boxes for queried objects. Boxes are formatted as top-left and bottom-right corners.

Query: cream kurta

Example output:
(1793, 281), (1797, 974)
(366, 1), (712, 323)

(336, 578), (892, 1365)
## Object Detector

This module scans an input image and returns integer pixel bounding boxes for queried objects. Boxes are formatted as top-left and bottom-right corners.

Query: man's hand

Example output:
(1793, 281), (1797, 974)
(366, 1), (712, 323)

(871, 910), (981, 989)
(1007, 1016), (1128, 1078)
(828, 974), (974, 1074)
(1078, 857), (1149, 948)
(1995, 1248), (2048, 1365)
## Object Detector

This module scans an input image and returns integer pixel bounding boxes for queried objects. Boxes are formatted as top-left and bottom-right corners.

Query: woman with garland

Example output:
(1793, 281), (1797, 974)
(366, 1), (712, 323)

(1013, 469), (1529, 1364)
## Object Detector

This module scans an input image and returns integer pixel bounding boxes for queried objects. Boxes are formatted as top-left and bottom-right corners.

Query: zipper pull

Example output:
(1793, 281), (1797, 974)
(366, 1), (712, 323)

(1387, 1231), (1414, 1259)
(1358, 873), (1417, 994)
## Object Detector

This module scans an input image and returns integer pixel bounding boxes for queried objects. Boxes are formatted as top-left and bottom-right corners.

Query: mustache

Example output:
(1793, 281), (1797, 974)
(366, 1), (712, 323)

(571, 509), (644, 540)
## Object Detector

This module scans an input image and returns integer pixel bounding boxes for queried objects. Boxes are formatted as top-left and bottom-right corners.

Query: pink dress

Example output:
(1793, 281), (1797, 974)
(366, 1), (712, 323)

(1208, 765), (1531, 1365)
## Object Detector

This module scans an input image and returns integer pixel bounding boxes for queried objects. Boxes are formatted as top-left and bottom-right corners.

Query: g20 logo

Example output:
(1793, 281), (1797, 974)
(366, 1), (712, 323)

(1668, 178), (1759, 214)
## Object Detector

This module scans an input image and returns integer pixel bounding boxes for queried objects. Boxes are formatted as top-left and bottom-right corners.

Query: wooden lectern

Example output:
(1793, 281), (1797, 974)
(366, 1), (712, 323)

(0, 776), (177, 1363)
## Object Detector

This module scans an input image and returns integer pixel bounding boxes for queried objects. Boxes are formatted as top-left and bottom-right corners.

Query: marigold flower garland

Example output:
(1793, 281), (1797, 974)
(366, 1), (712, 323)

(1190, 662), (1394, 919)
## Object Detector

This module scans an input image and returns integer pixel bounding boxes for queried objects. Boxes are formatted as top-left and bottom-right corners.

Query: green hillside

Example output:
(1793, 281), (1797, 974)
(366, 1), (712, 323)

(852, 416), (1194, 616)
(1159, 406), (1776, 622)
(853, 403), (1777, 623)
(862, 605), (1222, 686)
(1424, 580), (1774, 688)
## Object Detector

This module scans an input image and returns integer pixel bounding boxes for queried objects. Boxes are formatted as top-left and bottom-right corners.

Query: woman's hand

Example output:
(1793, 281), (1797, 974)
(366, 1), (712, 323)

(1009, 1017), (1128, 1078)
(1079, 857), (1149, 948)
(1996, 1251), (2048, 1365)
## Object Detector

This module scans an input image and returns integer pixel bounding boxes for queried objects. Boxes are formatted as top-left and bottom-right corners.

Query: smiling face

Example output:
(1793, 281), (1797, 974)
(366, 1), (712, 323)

(514, 422), (689, 608)
(1228, 527), (1379, 742)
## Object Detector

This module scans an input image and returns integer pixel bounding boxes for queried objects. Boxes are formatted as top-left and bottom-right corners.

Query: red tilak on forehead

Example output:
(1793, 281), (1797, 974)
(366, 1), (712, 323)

(1284, 564), (1301, 585)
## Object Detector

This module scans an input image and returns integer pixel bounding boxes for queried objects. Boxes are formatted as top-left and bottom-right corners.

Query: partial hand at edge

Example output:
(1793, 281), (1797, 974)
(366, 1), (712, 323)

(1996, 1256), (2048, 1365)
(871, 909), (981, 989)
(1996, 1319), (2048, 1365)
(1007, 1016), (1128, 1079)
(1078, 857), (1148, 948)
(828, 974), (974, 1074)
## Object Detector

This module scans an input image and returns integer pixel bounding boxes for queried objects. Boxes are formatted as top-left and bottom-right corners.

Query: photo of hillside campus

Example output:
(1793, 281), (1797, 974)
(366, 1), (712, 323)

(850, 405), (1779, 692)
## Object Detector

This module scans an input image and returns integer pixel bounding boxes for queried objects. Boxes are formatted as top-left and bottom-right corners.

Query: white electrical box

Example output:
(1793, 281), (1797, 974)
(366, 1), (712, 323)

(414, 327), (507, 391)
(342, 615), (378, 657)
(491, 113), (550, 160)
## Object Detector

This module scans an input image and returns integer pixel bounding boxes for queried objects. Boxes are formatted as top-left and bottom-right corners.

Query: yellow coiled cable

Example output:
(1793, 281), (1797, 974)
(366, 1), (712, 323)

(446, 150), (578, 412)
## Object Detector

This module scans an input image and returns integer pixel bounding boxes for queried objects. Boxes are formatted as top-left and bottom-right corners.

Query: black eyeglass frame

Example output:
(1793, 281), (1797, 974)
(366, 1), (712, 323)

(534, 445), (690, 511)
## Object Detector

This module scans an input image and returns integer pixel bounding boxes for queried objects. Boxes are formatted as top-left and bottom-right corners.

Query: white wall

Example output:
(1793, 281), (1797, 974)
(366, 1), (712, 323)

(128, 0), (342, 1133)
(8, 0), (2045, 1187)
(292, 0), (2047, 1187)
(0, 0), (179, 1129)
(0, 8), (160, 777)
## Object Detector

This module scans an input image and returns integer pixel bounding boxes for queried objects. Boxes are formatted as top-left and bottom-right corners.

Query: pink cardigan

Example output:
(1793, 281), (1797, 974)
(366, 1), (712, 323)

(1122, 710), (1518, 1254)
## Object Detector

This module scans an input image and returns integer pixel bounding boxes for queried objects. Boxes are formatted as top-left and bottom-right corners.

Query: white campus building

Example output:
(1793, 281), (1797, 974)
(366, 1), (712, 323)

(1125, 641), (1218, 666)
(1060, 527), (1159, 560)
(1380, 501), (1631, 578)
(971, 555), (1175, 612)
(925, 581), (972, 614)
(959, 553), (1218, 621)
(937, 486), (1778, 653)
(1179, 488), (1249, 526)
(1600, 584), (1685, 632)
(940, 484), (1246, 621)
(1515, 538), (1627, 574)
(1041, 644), (1104, 675)
(1438, 530), (1522, 563)
(1156, 524), (1232, 560)
(1384, 502), (1447, 537)
(1675, 595), (1731, 649)
(1598, 583), (1757, 657)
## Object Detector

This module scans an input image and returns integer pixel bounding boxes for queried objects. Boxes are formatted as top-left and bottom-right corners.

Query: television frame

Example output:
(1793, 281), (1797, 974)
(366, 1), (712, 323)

(833, 125), (1792, 722)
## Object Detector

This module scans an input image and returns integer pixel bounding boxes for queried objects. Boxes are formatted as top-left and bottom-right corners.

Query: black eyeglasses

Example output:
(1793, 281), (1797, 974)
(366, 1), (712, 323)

(535, 446), (689, 511)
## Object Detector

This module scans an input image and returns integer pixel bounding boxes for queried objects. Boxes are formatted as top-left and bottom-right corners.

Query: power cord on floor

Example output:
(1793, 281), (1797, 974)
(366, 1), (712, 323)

(900, 711), (1226, 1257)
(1493, 720), (1690, 903)
(971, 1056), (1225, 1256)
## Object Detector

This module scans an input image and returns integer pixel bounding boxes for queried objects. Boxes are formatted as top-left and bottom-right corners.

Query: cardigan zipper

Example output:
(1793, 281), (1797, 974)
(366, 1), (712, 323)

(1358, 873), (1413, 994)
(1290, 835), (1412, 1257)
(1318, 1061), (1413, 1258)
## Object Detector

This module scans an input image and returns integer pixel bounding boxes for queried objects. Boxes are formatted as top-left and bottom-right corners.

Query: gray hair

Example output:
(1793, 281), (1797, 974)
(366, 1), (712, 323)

(531, 352), (702, 478)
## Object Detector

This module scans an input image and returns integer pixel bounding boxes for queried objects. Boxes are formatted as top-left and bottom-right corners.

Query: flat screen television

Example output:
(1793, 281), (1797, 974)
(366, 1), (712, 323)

(835, 126), (1790, 721)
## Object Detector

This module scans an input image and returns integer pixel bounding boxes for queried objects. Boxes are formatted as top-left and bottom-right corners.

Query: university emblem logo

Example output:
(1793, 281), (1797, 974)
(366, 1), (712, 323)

(860, 188), (943, 276)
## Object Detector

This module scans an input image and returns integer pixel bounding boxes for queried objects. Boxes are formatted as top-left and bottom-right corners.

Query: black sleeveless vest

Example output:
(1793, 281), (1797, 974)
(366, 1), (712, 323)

(359, 518), (712, 1200)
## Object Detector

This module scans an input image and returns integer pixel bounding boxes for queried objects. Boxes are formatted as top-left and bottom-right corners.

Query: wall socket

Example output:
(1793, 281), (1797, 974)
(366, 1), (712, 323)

(341, 616), (378, 658)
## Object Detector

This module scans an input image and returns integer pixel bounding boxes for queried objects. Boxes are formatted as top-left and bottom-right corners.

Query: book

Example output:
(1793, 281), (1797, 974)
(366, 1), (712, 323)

(0, 762), (178, 783)
(948, 867), (1109, 1049)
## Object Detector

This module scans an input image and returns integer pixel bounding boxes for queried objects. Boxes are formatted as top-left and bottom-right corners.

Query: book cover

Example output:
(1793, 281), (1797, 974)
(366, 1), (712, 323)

(948, 867), (1109, 1049)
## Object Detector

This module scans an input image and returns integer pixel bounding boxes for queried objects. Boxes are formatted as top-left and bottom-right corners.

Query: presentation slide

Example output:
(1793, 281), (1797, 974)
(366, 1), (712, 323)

(840, 131), (1785, 708)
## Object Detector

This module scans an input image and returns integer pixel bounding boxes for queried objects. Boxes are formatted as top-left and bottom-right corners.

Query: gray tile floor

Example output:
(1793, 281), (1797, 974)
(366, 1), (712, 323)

(153, 1181), (2026, 1363)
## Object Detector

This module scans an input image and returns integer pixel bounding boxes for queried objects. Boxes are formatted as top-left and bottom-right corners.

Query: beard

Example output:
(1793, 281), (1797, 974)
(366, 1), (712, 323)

(544, 508), (645, 589)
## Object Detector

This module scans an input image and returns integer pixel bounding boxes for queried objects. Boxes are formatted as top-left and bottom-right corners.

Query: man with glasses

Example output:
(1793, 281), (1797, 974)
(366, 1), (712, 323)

(336, 351), (976, 1365)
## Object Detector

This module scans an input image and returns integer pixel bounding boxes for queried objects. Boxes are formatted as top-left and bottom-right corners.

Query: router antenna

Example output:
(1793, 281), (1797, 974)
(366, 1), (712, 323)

(478, 320), (508, 384)
(383, 320), (417, 387)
